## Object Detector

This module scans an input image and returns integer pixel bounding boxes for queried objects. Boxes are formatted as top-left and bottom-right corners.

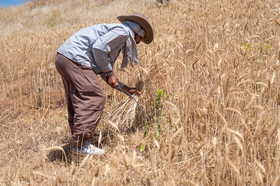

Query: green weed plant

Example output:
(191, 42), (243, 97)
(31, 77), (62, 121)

(141, 89), (167, 152)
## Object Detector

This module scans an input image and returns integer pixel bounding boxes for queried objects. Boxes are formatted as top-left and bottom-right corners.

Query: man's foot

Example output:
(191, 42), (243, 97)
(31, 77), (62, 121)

(72, 142), (105, 156)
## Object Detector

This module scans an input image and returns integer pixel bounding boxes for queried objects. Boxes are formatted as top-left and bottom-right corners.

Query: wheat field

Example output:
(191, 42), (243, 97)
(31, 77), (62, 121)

(1, 0), (280, 185)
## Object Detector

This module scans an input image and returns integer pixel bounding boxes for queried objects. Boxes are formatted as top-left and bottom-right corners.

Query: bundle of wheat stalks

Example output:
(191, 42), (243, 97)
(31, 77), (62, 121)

(100, 64), (159, 138)
(103, 79), (145, 133)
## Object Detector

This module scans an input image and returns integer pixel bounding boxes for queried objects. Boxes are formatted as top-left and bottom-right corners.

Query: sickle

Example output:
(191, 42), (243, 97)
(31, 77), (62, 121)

(116, 81), (144, 114)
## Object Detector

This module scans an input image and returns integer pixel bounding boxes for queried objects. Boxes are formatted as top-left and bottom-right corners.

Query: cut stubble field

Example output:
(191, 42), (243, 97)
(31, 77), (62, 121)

(1, 0), (280, 185)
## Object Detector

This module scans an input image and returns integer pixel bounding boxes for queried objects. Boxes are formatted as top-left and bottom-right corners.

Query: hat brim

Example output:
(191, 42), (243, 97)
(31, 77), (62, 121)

(117, 15), (153, 44)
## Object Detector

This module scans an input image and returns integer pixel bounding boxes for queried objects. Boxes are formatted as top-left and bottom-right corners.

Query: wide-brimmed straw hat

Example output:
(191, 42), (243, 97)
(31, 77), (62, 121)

(117, 12), (154, 44)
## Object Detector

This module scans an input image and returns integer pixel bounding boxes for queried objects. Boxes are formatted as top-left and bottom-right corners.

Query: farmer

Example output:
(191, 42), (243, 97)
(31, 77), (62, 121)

(55, 12), (153, 155)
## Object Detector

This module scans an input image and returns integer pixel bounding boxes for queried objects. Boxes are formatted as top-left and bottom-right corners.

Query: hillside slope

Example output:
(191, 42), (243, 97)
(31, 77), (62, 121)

(1, 0), (280, 185)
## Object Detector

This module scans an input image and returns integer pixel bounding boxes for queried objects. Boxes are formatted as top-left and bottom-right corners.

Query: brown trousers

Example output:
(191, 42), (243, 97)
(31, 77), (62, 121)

(55, 54), (106, 147)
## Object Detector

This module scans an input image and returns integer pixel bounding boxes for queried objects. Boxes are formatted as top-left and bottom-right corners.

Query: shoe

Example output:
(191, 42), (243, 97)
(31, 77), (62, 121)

(72, 142), (105, 156)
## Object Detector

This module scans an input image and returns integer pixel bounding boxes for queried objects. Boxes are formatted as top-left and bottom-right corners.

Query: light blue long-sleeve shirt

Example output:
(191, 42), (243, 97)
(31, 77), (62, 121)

(57, 23), (134, 74)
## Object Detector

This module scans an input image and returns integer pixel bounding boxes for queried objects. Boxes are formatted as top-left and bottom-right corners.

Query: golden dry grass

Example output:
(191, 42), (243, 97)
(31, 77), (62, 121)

(1, 0), (280, 185)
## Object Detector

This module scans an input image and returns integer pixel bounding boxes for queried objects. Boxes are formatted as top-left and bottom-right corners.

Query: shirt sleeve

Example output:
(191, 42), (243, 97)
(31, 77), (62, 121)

(91, 27), (128, 72)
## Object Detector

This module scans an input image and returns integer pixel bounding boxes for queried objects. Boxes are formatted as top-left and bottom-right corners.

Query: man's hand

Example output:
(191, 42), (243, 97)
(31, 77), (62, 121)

(122, 86), (142, 96)
(107, 74), (119, 88)
(127, 87), (142, 96)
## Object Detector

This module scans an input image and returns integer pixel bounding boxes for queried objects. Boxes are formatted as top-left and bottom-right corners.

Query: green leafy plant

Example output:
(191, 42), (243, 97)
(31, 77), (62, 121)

(145, 89), (164, 137)
(36, 86), (43, 108)
(241, 42), (272, 65)
(141, 89), (167, 151)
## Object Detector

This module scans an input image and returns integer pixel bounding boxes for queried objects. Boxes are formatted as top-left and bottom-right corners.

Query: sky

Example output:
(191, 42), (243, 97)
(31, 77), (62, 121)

(0, 0), (29, 8)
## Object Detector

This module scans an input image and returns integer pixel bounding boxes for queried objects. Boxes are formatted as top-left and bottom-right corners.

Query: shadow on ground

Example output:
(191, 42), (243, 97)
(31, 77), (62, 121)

(46, 108), (146, 163)
(47, 143), (73, 163)
(46, 133), (109, 163)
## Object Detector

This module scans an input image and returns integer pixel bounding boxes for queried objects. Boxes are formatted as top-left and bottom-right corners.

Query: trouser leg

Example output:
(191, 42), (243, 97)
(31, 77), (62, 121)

(55, 57), (74, 134)
(62, 78), (74, 134)
(55, 53), (106, 147)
